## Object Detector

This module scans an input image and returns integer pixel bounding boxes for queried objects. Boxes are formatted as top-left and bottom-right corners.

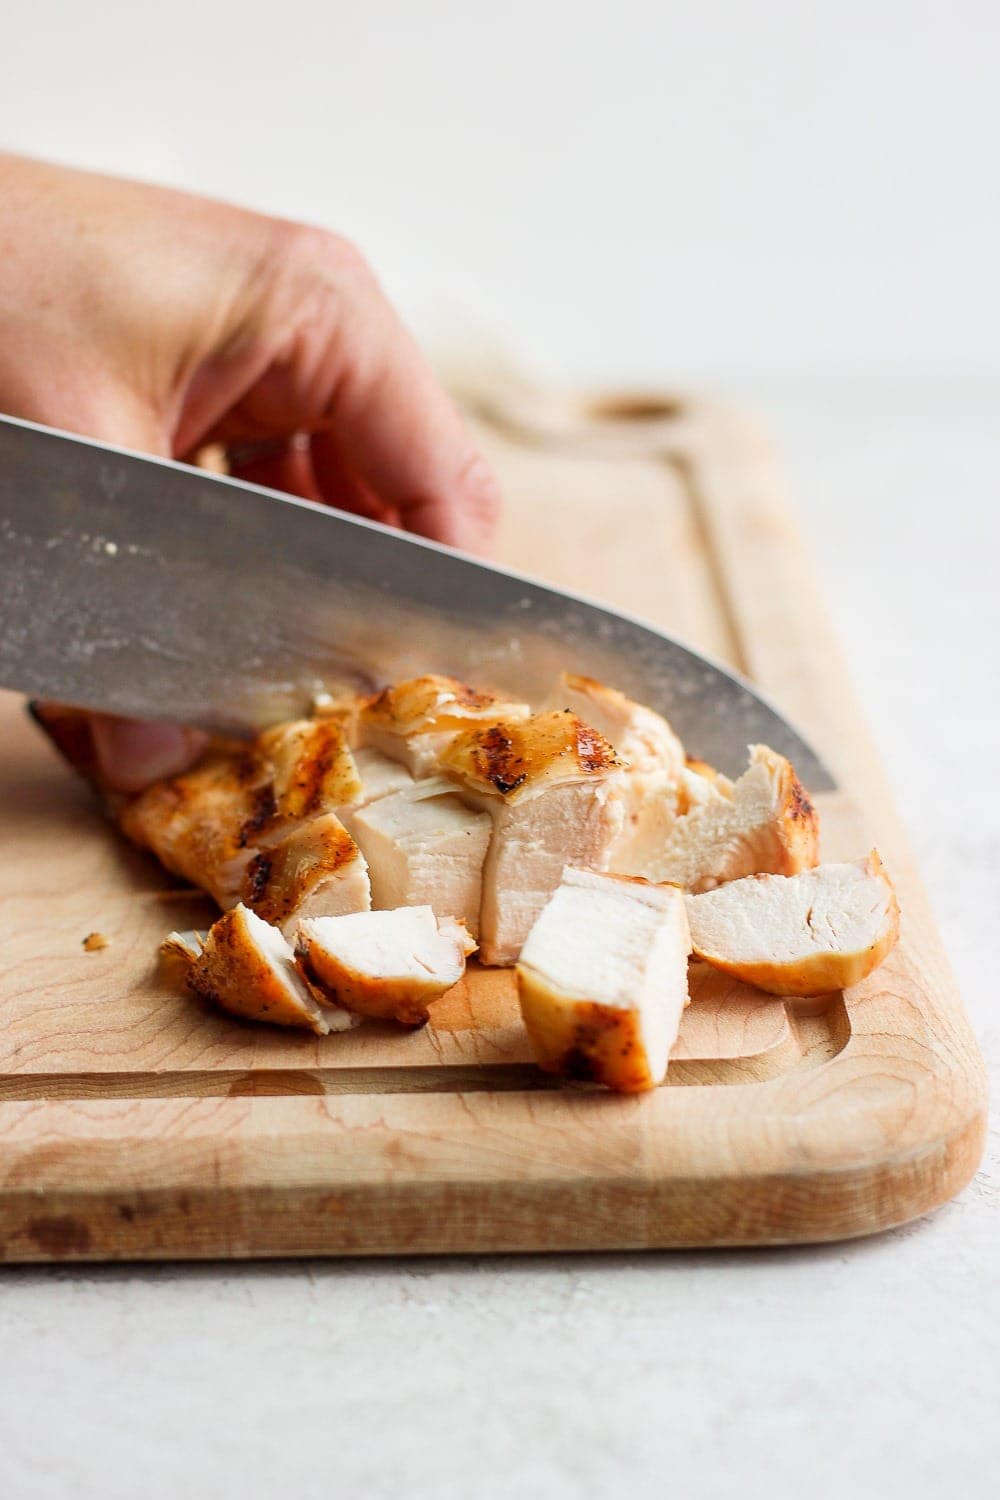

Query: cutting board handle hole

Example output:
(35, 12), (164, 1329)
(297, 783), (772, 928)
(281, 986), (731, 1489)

(584, 394), (683, 423)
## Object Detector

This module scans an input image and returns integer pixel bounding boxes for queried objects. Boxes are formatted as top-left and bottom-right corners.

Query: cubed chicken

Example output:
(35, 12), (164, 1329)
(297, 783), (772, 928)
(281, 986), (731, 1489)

(516, 868), (691, 1092)
(360, 674), (530, 776)
(686, 851), (899, 995)
(346, 782), (493, 936)
(440, 711), (626, 965)
(296, 906), (476, 1025)
(620, 743), (819, 891)
(256, 718), (363, 826)
(242, 812), (371, 936)
(544, 673), (686, 872)
(342, 747), (415, 810)
(178, 903), (354, 1035)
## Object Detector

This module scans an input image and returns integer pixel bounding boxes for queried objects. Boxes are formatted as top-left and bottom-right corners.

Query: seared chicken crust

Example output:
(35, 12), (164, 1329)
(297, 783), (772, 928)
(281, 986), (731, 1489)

(686, 851), (899, 995)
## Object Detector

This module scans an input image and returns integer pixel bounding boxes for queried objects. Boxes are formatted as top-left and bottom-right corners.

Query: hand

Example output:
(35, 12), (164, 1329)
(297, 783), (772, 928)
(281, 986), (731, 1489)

(0, 153), (501, 791)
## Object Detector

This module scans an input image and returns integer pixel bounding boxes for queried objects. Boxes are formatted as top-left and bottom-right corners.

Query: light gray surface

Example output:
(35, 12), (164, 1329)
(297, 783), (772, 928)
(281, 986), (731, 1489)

(3, 3), (999, 379)
(1, 378), (997, 1500)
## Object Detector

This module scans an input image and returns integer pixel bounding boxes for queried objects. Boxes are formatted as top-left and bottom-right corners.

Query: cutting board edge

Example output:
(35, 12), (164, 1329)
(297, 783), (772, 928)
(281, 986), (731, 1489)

(0, 1075), (985, 1260)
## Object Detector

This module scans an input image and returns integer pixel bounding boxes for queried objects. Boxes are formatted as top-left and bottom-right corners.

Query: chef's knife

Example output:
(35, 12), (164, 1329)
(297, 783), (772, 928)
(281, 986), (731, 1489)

(0, 413), (835, 788)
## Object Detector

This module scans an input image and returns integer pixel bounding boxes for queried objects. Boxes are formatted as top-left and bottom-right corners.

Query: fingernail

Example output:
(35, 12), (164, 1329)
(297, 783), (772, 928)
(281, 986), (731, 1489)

(91, 717), (207, 793)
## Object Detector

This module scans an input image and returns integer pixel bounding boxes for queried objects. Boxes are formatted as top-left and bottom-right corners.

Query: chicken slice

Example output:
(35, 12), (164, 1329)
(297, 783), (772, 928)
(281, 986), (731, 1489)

(343, 747), (415, 809)
(543, 672), (687, 872)
(345, 782), (493, 936)
(114, 718), (363, 911)
(686, 852), (899, 995)
(620, 744), (819, 891)
(120, 745), (274, 908)
(256, 719), (363, 827)
(296, 906), (476, 1025)
(440, 711), (626, 965)
(183, 904), (354, 1035)
(544, 673), (686, 782)
(360, 674), (530, 776)
(242, 812), (371, 936)
(310, 686), (367, 743)
(682, 758), (735, 801)
(516, 868), (691, 1092)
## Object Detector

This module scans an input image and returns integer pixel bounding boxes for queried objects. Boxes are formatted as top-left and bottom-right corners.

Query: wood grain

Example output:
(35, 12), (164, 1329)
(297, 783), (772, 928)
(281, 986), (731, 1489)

(0, 388), (986, 1258)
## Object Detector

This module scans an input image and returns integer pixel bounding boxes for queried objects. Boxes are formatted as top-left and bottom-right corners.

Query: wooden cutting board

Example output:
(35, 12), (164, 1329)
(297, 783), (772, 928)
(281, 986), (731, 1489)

(0, 385), (986, 1260)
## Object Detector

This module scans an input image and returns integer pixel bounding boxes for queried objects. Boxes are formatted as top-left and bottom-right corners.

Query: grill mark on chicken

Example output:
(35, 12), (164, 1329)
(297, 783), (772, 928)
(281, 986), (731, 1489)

(789, 779), (815, 825)
(471, 725), (528, 795)
(244, 851), (273, 906)
(576, 722), (616, 774)
(445, 711), (621, 801)
(239, 785), (279, 846)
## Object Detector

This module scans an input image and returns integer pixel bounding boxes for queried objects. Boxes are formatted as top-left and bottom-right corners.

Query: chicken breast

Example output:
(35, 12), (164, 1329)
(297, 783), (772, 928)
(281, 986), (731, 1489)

(360, 674), (530, 776)
(344, 747), (415, 808)
(310, 686), (367, 743)
(544, 673), (687, 873)
(686, 851), (899, 995)
(516, 868), (691, 1092)
(345, 781), (493, 935)
(544, 673), (686, 782)
(296, 906), (476, 1025)
(120, 745), (274, 908)
(182, 903), (354, 1035)
(256, 719), (363, 827)
(115, 721), (373, 930)
(242, 812), (372, 936)
(621, 744), (819, 891)
(683, 757), (735, 800)
(440, 711), (626, 965)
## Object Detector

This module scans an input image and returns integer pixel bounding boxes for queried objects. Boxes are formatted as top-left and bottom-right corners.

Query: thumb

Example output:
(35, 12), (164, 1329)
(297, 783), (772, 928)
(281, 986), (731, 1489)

(88, 716), (209, 794)
(21, 401), (209, 793)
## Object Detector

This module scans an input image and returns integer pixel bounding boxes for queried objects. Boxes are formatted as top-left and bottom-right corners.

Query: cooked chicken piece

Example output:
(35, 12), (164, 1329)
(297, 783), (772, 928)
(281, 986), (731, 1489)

(621, 744), (819, 891)
(345, 781), (493, 935)
(296, 906), (476, 1025)
(243, 812), (371, 936)
(360, 674), (530, 776)
(310, 687), (367, 743)
(543, 673), (687, 874)
(516, 868), (691, 1092)
(183, 904), (354, 1035)
(544, 673), (686, 782)
(105, 720), (372, 930)
(159, 928), (206, 972)
(440, 711), (626, 965)
(673, 759), (736, 820)
(120, 745), (274, 908)
(683, 757), (735, 799)
(343, 747), (415, 809)
(256, 719), (362, 827)
(686, 852), (899, 995)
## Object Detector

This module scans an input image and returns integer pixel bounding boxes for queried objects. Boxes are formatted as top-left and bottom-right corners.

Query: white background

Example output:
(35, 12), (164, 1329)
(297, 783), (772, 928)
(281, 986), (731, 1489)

(1, 6), (998, 1499)
(3, 0), (999, 379)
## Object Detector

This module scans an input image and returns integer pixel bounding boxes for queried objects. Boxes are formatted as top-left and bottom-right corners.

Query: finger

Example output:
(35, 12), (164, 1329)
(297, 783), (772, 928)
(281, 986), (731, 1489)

(319, 280), (502, 553)
(226, 435), (321, 502)
(309, 430), (402, 528)
(175, 231), (502, 552)
(89, 715), (208, 793)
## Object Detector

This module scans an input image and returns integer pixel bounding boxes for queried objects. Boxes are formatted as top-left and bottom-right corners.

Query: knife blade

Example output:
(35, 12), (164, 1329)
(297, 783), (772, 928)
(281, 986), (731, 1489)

(0, 413), (835, 788)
